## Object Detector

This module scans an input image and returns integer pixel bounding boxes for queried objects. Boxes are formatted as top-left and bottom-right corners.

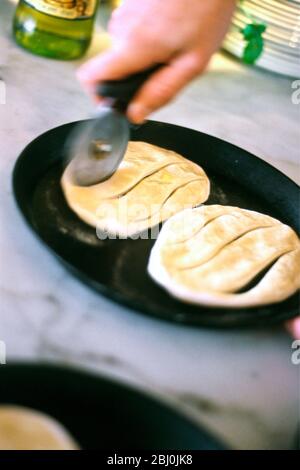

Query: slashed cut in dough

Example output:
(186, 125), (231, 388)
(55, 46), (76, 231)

(148, 205), (300, 308)
(62, 141), (210, 237)
(0, 406), (78, 450)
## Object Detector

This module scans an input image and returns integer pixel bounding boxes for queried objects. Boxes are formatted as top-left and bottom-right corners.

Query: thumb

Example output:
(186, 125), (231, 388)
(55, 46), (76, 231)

(127, 51), (208, 123)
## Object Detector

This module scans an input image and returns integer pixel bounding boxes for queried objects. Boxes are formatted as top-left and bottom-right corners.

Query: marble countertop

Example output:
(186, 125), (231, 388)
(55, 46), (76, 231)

(0, 0), (299, 450)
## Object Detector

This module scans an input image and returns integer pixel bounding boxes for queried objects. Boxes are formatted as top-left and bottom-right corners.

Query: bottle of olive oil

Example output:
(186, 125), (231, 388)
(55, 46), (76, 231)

(13, 0), (99, 60)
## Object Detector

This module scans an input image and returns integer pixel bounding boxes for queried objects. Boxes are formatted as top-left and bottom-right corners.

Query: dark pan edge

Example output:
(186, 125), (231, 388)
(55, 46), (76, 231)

(0, 362), (229, 450)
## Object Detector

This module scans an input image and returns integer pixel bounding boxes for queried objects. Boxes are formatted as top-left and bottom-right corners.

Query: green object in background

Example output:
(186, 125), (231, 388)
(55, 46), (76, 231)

(241, 23), (266, 64)
(239, 0), (266, 65)
(13, 0), (99, 60)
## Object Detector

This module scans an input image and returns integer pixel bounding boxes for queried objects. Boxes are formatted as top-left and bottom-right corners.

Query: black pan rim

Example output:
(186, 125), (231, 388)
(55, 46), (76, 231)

(12, 120), (300, 329)
(13, 119), (300, 195)
(0, 361), (228, 450)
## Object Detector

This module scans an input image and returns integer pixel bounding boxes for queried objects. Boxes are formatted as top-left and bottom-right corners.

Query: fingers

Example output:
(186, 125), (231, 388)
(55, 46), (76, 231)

(77, 44), (157, 91)
(287, 317), (300, 339)
(127, 51), (207, 123)
(77, 43), (208, 124)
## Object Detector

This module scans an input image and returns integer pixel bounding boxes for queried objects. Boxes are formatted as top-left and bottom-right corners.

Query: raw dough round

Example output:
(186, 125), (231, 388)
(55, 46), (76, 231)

(148, 205), (300, 308)
(62, 141), (210, 238)
(0, 406), (78, 450)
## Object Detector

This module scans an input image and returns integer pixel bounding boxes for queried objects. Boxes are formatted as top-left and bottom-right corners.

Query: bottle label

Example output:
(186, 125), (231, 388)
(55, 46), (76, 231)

(24, 0), (97, 20)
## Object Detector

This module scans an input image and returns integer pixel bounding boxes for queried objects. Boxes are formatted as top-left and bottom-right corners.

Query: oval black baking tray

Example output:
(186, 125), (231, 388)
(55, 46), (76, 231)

(12, 120), (300, 328)
(0, 363), (226, 450)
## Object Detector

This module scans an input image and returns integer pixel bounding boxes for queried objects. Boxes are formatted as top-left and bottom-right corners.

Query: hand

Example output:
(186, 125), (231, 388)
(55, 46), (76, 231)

(287, 317), (300, 339)
(77, 0), (236, 123)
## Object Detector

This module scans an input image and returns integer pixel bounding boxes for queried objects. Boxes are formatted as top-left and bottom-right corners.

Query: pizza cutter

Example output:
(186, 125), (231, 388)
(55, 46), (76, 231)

(67, 65), (161, 186)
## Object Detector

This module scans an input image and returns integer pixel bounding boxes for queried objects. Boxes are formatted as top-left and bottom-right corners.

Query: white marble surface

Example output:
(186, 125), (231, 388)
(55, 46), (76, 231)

(0, 0), (299, 450)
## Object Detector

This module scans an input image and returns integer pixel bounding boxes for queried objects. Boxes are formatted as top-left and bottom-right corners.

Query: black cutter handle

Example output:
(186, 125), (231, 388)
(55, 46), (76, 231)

(97, 64), (162, 111)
